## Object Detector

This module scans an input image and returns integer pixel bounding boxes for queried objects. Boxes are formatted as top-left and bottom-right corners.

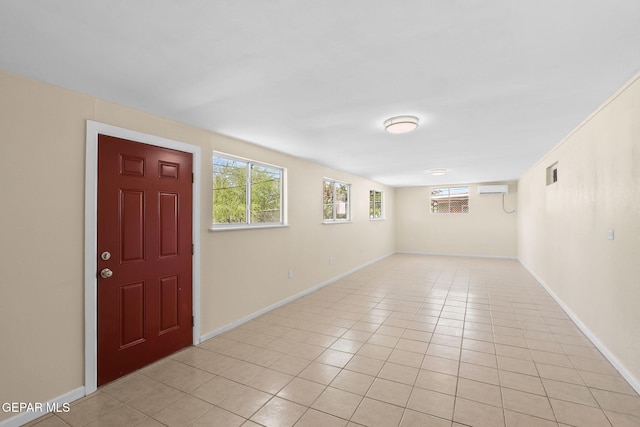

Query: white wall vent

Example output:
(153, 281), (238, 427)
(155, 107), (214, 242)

(478, 185), (508, 195)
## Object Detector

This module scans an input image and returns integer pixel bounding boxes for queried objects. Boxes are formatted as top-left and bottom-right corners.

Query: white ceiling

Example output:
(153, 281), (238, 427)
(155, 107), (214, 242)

(2, 1), (640, 187)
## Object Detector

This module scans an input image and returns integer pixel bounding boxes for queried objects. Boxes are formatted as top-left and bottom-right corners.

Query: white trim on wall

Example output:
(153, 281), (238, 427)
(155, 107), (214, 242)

(519, 259), (640, 395)
(84, 121), (202, 395)
(200, 252), (394, 342)
(396, 250), (517, 260)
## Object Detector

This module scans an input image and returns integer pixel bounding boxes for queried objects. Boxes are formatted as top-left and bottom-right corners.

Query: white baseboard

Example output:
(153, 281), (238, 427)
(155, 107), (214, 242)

(518, 258), (640, 395)
(0, 386), (85, 427)
(396, 250), (517, 260)
(0, 252), (394, 427)
(200, 252), (394, 342)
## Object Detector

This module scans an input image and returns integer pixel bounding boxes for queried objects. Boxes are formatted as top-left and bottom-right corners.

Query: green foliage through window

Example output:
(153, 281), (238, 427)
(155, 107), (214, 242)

(323, 179), (350, 221)
(369, 190), (383, 219)
(213, 154), (283, 226)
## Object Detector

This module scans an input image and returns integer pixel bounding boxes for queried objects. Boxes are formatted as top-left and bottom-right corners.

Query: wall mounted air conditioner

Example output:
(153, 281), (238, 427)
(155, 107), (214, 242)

(478, 184), (508, 195)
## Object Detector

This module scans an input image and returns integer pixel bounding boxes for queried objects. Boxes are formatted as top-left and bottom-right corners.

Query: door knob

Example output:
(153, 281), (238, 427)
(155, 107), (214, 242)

(100, 268), (113, 279)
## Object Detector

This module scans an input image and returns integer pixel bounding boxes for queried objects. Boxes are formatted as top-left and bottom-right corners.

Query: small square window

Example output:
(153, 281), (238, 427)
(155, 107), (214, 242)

(323, 178), (351, 222)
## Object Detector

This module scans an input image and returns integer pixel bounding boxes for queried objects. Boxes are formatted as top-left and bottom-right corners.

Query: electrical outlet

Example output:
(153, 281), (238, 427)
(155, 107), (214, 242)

(607, 229), (615, 240)
(288, 269), (294, 279)
(329, 257), (333, 265)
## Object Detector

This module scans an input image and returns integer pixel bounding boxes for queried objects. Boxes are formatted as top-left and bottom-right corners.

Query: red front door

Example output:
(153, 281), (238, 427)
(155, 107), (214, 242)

(97, 134), (193, 386)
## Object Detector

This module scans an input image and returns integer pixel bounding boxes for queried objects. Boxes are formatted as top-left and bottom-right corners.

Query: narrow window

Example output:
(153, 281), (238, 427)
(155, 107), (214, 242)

(430, 186), (469, 213)
(546, 162), (558, 185)
(323, 178), (351, 222)
(213, 153), (284, 227)
(369, 190), (384, 219)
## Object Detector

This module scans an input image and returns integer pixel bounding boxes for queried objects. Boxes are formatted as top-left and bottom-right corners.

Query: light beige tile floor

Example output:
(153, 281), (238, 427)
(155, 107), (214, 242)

(26, 254), (640, 426)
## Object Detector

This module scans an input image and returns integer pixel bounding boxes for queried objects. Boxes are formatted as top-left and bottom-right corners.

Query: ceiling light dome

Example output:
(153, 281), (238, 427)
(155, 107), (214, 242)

(427, 168), (448, 176)
(384, 116), (419, 134)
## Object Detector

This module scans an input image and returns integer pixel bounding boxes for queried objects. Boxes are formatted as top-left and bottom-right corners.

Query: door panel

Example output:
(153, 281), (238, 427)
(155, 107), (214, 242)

(159, 192), (179, 257)
(120, 190), (145, 262)
(97, 134), (193, 386)
(159, 275), (180, 334)
(120, 282), (145, 347)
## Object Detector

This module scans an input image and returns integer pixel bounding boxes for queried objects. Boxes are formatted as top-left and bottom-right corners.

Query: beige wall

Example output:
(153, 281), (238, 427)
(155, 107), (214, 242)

(0, 70), (395, 421)
(517, 72), (640, 386)
(395, 183), (518, 257)
(3, 63), (639, 421)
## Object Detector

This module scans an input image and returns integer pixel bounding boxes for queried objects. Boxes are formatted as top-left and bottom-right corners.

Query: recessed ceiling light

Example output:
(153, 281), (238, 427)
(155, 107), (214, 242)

(384, 116), (419, 134)
(427, 168), (448, 176)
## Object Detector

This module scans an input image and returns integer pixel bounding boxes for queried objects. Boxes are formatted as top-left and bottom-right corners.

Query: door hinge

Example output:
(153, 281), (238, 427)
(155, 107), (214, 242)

(192, 172), (194, 183)
(191, 244), (194, 255)
(192, 316), (195, 327)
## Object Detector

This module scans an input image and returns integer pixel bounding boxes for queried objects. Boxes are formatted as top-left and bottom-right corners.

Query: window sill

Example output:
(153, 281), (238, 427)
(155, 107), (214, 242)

(369, 218), (385, 221)
(322, 220), (353, 225)
(209, 224), (290, 232)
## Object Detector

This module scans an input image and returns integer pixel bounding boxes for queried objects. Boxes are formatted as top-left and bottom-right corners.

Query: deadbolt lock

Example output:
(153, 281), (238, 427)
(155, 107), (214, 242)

(100, 251), (111, 261)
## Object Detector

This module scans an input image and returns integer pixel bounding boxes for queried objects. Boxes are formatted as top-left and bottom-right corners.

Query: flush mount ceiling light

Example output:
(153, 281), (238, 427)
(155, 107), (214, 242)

(427, 168), (448, 176)
(384, 116), (419, 134)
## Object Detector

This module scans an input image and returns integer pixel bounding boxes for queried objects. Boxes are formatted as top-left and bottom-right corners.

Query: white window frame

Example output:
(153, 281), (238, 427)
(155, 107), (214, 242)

(369, 189), (384, 220)
(430, 186), (470, 214)
(211, 152), (287, 230)
(323, 178), (351, 223)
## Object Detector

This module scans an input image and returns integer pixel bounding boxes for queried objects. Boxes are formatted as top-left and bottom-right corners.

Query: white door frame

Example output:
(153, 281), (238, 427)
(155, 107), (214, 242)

(84, 120), (201, 394)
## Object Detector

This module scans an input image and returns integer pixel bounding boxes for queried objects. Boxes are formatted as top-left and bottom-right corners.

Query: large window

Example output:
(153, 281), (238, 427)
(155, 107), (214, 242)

(369, 190), (384, 219)
(212, 153), (284, 227)
(430, 186), (469, 213)
(323, 179), (350, 222)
